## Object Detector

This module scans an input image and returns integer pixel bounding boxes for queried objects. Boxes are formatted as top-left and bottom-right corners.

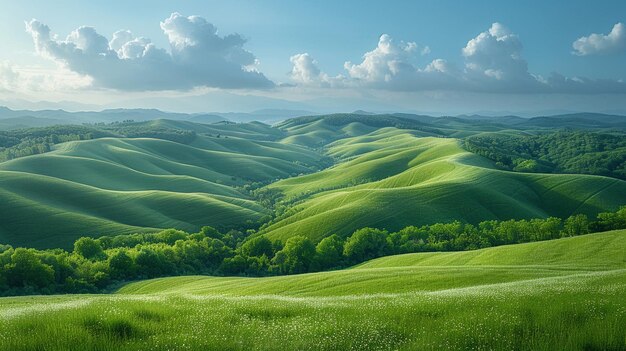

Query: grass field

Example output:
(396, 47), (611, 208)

(263, 130), (626, 242)
(0, 230), (624, 350)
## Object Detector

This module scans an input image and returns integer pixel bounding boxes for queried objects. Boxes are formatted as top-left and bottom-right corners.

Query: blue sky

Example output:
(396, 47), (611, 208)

(1, 0), (625, 114)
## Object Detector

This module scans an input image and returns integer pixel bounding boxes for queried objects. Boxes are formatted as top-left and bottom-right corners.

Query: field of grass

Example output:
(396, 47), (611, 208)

(263, 130), (626, 242)
(0, 123), (326, 249)
(0, 230), (624, 350)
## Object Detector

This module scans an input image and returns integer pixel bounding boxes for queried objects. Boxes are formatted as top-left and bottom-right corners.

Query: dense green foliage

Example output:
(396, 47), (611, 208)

(465, 131), (626, 179)
(1, 206), (624, 297)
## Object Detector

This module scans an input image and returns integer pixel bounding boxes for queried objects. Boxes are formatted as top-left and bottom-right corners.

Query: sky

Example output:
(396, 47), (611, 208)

(0, 0), (625, 115)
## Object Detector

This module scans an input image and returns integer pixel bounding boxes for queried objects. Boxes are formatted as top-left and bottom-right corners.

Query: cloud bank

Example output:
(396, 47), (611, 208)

(573, 23), (626, 56)
(0, 61), (91, 93)
(25, 13), (274, 91)
(291, 23), (626, 94)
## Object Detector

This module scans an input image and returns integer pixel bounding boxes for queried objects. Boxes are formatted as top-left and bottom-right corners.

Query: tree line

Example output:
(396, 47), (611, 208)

(464, 131), (626, 180)
(0, 126), (117, 161)
(0, 123), (198, 162)
(1, 206), (625, 296)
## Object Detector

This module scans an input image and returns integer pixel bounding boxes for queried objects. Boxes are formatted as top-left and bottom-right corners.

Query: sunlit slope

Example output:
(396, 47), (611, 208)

(0, 131), (325, 248)
(277, 115), (440, 147)
(267, 129), (469, 200)
(1, 137), (320, 187)
(119, 230), (626, 297)
(356, 229), (626, 270)
(263, 132), (626, 242)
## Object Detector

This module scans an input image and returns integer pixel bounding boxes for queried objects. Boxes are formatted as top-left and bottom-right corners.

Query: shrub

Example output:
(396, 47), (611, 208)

(343, 228), (391, 263)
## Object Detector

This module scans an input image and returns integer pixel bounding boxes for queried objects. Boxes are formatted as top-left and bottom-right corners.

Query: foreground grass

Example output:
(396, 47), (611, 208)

(1, 231), (625, 350)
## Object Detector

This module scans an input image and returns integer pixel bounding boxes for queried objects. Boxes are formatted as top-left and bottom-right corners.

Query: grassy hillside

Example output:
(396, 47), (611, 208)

(0, 125), (326, 249)
(262, 131), (626, 242)
(0, 170), (264, 248)
(120, 230), (626, 296)
(277, 114), (443, 148)
(1, 113), (624, 249)
(1, 230), (624, 350)
(356, 228), (626, 270)
(121, 119), (285, 141)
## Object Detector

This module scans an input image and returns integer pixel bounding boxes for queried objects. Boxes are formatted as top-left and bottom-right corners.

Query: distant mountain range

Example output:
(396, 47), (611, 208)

(0, 107), (226, 130)
(1, 106), (625, 131)
(0, 106), (324, 130)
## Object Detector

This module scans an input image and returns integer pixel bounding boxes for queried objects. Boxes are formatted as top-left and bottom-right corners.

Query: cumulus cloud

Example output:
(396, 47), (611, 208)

(573, 23), (626, 56)
(290, 33), (469, 91)
(461, 22), (539, 92)
(289, 53), (322, 84)
(290, 23), (626, 94)
(344, 34), (415, 82)
(288, 53), (348, 87)
(25, 13), (274, 91)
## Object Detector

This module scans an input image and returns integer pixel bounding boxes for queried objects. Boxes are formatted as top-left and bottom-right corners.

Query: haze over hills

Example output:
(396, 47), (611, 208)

(0, 106), (324, 130)
(0, 107), (228, 130)
(3, 105), (626, 130)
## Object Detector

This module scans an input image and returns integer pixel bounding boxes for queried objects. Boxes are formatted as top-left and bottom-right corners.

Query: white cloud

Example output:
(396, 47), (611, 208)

(25, 13), (274, 91)
(461, 22), (538, 92)
(289, 53), (322, 84)
(0, 62), (19, 91)
(0, 61), (91, 93)
(339, 34), (458, 90)
(109, 30), (134, 52)
(288, 53), (348, 88)
(573, 23), (626, 56)
(344, 34), (419, 82)
(290, 23), (626, 94)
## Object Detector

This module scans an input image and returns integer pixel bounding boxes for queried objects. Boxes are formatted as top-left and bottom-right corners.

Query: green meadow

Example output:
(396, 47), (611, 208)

(1, 230), (625, 350)
(1, 113), (625, 350)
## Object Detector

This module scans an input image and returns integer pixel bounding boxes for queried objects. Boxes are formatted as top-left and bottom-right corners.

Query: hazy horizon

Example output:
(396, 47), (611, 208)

(1, 0), (625, 115)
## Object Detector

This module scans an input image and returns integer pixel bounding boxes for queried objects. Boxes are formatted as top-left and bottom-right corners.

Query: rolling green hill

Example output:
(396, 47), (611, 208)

(1, 113), (625, 249)
(1, 230), (624, 350)
(277, 114), (443, 147)
(0, 124), (326, 248)
(262, 130), (626, 243)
